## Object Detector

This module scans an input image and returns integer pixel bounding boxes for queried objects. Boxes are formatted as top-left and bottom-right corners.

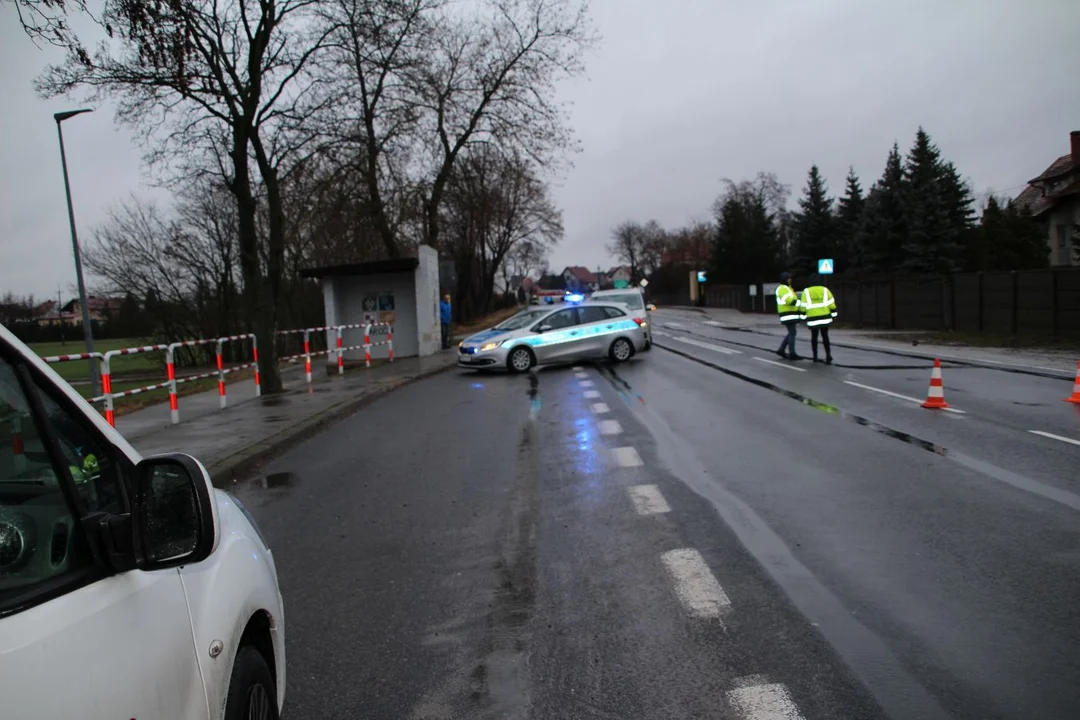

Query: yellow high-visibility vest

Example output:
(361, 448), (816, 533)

(775, 284), (801, 322)
(799, 286), (837, 326)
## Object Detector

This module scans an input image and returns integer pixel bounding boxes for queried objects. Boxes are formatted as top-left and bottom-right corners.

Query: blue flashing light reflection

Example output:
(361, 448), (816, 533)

(565, 293), (584, 303)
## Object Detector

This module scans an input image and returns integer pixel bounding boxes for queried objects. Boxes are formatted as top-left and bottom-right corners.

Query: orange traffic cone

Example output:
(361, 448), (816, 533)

(1066, 361), (1080, 404)
(921, 358), (950, 409)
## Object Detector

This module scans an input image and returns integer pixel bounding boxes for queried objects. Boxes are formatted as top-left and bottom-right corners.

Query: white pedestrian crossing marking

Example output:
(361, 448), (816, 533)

(627, 484), (671, 515)
(598, 419), (622, 435)
(727, 678), (806, 720)
(612, 446), (643, 467)
(661, 548), (731, 619)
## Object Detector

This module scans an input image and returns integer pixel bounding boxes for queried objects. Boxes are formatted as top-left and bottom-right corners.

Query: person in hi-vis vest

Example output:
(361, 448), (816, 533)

(774, 272), (804, 360)
(800, 275), (837, 364)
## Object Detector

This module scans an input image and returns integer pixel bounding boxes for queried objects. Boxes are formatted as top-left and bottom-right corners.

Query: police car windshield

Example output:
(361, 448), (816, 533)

(493, 309), (550, 331)
(597, 293), (644, 309)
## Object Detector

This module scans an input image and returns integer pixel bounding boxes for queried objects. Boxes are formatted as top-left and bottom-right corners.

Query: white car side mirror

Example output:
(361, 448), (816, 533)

(131, 453), (218, 570)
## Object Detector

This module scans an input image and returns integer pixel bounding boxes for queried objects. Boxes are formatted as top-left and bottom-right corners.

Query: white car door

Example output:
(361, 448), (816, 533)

(531, 308), (583, 363)
(0, 351), (209, 720)
(574, 305), (618, 357)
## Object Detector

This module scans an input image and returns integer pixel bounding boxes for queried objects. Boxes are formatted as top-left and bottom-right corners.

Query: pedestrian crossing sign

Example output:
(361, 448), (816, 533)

(817, 258), (834, 275)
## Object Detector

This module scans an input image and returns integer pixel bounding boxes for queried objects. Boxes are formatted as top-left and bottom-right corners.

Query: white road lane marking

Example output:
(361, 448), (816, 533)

(664, 321), (685, 328)
(590, 402), (610, 414)
(627, 484), (671, 515)
(671, 336), (741, 354)
(843, 380), (966, 414)
(584, 390), (601, 399)
(703, 320), (724, 327)
(578, 379), (595, 387)
(753, 357), (807, 372)
(727, 679), (806, 720)
(574, 371), (588, 379)
(598, 419), (622, 435)
(612, 446), (643, 467)
(661, 548), (731, 619)
(1029, 430), (1080, 447)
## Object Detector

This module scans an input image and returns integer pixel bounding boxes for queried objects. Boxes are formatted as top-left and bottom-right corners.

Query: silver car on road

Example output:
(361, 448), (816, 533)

(457, 303), (649, 373)
(585, 288), (654, 349)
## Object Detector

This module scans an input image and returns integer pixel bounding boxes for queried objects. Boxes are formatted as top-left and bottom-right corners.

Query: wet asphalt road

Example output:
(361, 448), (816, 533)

(234, 309), (1080, 719)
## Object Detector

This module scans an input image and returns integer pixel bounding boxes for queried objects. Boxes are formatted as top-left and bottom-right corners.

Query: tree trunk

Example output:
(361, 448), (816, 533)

(256, 154), (287, 393)
(363, 128), (400, 258)
(230, 129), (282, 394)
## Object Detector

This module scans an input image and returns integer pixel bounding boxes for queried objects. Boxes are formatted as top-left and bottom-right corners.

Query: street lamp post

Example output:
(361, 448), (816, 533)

(54, 108), (100, 397)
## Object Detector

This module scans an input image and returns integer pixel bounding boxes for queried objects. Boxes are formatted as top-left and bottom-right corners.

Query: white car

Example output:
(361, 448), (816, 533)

(0, 324), (285, 720)
(586, 288), (655, 349)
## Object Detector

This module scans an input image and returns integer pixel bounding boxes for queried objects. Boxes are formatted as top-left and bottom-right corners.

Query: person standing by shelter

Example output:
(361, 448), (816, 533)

(440, 293), (453, 349)
(774, 272), (803, 360)
(800, 275), (837, 364)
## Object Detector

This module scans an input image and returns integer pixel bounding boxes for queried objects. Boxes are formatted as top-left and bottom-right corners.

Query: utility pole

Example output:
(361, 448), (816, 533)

(54, 108), (99, 396)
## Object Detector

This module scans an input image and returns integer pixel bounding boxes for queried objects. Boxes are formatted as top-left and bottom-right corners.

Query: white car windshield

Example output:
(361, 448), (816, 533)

(597, 293), (644, 309)
(493, 309), (551, 331)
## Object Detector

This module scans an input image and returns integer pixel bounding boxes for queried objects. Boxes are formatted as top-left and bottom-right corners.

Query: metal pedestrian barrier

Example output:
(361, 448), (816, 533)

(42, 323), (393, 428)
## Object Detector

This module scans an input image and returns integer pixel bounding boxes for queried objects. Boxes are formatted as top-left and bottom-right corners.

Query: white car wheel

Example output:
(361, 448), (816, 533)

(610, 338), (633, 362)
(508, 347), (534, 373)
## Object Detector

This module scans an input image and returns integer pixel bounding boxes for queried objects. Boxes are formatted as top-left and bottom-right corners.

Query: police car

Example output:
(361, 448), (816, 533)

(458, 301), (648, 372)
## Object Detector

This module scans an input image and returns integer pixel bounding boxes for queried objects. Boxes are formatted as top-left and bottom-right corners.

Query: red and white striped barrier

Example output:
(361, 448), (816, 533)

(42, 351), (108, 405)
(166, 339), (217, 424)
(41, 323), (393, 428)
(215, 334), (259, 410)
(10, 415), (25, 474)
(102, 344), (171, 426)
(363, 323), (393, 368)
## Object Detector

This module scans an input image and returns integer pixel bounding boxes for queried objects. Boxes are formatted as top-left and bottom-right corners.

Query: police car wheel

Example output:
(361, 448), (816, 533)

(610, 338), (633, 362)
(507, 347), (534, 373)
(224, 645), (278, 720)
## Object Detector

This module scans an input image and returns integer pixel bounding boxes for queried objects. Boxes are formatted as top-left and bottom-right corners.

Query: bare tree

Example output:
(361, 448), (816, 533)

(411, 0), (594, 252)
(607, 219), (664, 283)
(85, 193), (242, 344)
(318, 0), (439, 258)
(6, 0), (93, 49)
(441, 146), (561, 318)
(38, 0), (336, 392)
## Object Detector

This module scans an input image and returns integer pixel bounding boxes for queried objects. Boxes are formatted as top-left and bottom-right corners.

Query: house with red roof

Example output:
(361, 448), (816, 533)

(1015, 131), (1080, 266)
(562, 266), (599, 293)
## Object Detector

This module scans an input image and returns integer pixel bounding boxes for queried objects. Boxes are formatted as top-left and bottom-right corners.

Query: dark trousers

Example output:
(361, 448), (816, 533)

(441, 323), (451, 349)
(778, 320), (799, 357)
(810, 325), (832, 360)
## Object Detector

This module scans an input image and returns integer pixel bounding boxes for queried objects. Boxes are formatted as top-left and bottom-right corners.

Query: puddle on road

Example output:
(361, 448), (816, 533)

(608, 349), (947, 457)
(261, 471), (296, 489)
(527, 373), (540, 419)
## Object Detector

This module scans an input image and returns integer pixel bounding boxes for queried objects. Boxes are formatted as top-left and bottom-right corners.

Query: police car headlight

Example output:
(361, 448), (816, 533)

(479, 342), (499, 351)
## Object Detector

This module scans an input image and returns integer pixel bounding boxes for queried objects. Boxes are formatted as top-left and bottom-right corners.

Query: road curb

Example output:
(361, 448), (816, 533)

(207, 361), (456, 488)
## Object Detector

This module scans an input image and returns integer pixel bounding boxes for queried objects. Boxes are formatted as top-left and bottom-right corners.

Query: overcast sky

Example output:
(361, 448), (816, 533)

(2, 0), (1078, 299)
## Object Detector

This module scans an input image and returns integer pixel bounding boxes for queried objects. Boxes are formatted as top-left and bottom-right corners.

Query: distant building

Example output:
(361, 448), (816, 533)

(562, 266), (599, 293)
(607, 265), (632, 287)
(1015, 130), (1080, 266)
(60, 296), (125, 325)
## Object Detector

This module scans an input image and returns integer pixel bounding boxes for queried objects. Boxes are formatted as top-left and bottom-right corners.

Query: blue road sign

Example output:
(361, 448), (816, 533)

(817, 258), (834, 275)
